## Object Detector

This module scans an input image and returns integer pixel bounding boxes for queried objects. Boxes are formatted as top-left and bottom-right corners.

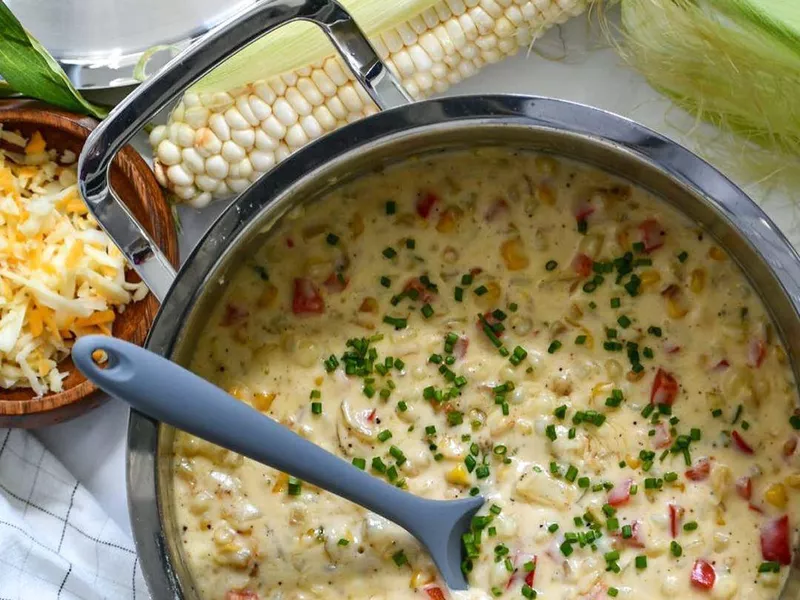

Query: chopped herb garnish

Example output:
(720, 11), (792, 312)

(311, 401), (322, 415)
(421, 304), (434, 319)
(380, 276), (391, 288)
(382, 247), (397, 259)
(548, 340), (562, 354)
(287, 476), (302, 496)
(575, 335), (587, 345)
(635, 555), (647, 569)
(392, 549), (407, 566)
(448, 411), (464, 426)
(683, 521), (698, 531)
(677, 250), (688, 263)
(759, 561), (781, 573)
(383, 315), (407, 330)
(385, 200), (396, 215)
(352, 457), (366, 470)
(474, 285), (488, 296)
(326, 233), (339, 245)
(406, 238), (415, 249)
(454, 287), (464, 302)
(617, 315), (631, 328)
(648, 325), (662, 337)
(670, 540), (682, 557)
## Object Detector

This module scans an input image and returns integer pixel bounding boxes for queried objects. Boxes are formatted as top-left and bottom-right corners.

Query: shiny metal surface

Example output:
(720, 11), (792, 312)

(78, 0), (408, 303)
(7, 0), (256, 89)
(127, 97), (800, 599)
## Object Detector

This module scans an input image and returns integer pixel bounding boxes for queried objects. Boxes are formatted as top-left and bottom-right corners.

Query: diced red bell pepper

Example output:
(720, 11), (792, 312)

(685, 457), (711, 481)
(653, 422), (673, 449)
(613, 520), (645, 548)
(748, 338), (767, 368)
(710, 359), (729, 372)
(573, 199), (595, 222)
(416, 191), (440, 219)
(571, 253), (593, 277)
(225, 591), (260, 600)
(639, 218), (665, 252)
(669, 504), (684, 538)
(735, 476), (752, 501)
(221, 303), (249, 326)
(323, 272), (349, 293)
(453, 336), (469, 359)
(761, 515), (792, 565)
(731, 430), (754, 454)
(607, 479), (633, 507)
(485, 198), (509, 222)
(404, 277), (436, 303)
(424, 585), (447, 600)
(690, 559), (716, 590)
(784, 436), (798, 459)
(479, 311), (505, 338)
(650, 368), (678, 406)
(292, 278), (325, 314)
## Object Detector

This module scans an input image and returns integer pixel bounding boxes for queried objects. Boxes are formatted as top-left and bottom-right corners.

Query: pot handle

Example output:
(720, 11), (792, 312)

(78, 0), (411, 302)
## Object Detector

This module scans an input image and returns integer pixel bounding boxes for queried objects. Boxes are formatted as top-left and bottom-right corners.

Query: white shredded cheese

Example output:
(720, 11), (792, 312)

(0, 127), (148, 395)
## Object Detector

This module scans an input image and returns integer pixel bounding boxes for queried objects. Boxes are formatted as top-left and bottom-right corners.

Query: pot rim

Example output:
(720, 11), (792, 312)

(128, 94), (800, 599)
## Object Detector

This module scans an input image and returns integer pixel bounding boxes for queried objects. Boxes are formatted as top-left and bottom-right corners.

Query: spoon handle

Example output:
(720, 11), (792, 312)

(73, 335), (435, 523)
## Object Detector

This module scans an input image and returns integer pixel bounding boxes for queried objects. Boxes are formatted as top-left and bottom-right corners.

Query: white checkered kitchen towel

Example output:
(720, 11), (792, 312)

(0, 429), (147, 600)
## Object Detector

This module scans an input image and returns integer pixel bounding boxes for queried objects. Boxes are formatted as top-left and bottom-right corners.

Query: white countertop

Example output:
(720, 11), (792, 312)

(32, 16), (800, 538)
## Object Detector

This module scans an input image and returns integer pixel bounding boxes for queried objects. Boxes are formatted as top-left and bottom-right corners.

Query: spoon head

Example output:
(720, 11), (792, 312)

(413, 495), (485, 590)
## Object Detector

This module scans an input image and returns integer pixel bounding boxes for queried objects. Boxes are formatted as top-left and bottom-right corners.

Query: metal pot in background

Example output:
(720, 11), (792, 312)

(77, 0), (800, 597)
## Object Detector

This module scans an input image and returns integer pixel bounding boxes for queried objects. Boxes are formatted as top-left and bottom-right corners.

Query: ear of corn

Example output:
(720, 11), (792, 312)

(150, 0), (587, 207)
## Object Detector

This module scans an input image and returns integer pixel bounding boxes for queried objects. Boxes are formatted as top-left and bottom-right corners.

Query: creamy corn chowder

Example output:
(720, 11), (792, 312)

(172, 150), (800, 600)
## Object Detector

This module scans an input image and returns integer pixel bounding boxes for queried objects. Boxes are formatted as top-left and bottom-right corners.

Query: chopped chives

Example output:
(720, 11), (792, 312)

(554, 405), (568, 419)
(759, 561), (781, 573)
(622, 525), (633, 539)
(635, 555), (647, 569)
(371, 457), (387, 473)
(448, 411), (464, 426)
(683, 521), (698, 531)
(326, 233), (339, 245)
(338, 538), (350, 546)
(383, 315), (407, 330)
(454, 287), (464, 302)
(575, 335), (587, 345)
(377, 430), (392, 442)
(610, 297), (621, 308)
(397, 401), (408, 412)
(677, 250), (688, 263)
(578, 476), (590, 488)
(546, 424), (557, 441)
(547, 340), (562, 354)
(712, 408), (723, 418)
(608, 588), (619, 597)
(406, 238), (415, 249)
(565, 465), (578, 482)
(385, 200), (396, 215)
(670, 541), (682, 557)
(545, 260), (558, 271)
(647, 325), (662, 337)
(287, 476), (302, 496)
(380, 276), (391, 288)
(461, 273), (474, 285)
(392, 549), (407, 566)
(617, 315), (631, 329)
(352, 457), (366, 470)
(474, 285), (488, 296)
(382, 247), (397, 259)
(421, 304), (434, 319)
(311, 401), (322, 415)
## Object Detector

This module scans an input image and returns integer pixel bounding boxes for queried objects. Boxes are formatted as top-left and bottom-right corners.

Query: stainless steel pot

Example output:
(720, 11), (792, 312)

(78, 0), (800, 597)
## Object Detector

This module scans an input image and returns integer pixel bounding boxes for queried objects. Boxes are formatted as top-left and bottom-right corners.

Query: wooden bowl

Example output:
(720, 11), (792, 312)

(0, 100), (179, 428)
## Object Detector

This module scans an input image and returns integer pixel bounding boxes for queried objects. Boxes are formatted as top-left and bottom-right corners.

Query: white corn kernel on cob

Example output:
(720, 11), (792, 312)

(151, 0), (586, 207)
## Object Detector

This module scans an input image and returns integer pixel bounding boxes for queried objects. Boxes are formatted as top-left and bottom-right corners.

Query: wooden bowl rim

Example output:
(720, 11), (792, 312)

(0, 101), (179, 420)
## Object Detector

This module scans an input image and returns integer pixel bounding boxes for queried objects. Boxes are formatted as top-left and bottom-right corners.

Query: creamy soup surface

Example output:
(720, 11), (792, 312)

(172, 149), (800, 600)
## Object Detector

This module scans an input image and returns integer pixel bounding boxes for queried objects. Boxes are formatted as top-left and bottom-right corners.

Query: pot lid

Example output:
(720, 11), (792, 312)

(7, 0), (256, 89)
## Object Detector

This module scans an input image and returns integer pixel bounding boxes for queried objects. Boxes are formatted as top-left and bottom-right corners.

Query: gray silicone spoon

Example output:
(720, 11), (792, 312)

(72, 334), (483, 590)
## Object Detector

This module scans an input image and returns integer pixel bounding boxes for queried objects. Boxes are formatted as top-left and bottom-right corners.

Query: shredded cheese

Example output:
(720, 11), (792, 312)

(0, 126), (148, 396)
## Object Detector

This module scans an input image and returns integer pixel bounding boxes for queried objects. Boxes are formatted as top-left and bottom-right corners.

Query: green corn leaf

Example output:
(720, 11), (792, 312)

(0, 2), (107, 118)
